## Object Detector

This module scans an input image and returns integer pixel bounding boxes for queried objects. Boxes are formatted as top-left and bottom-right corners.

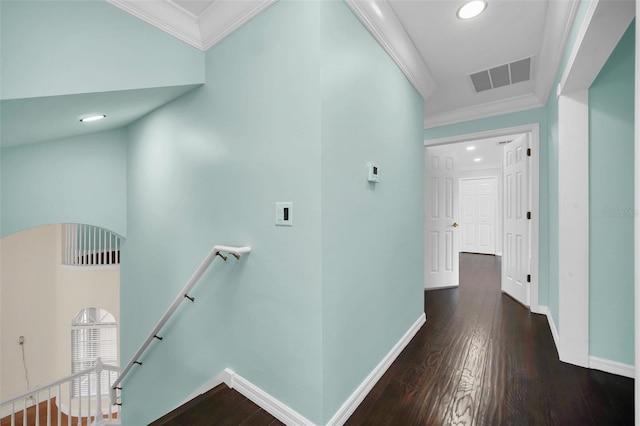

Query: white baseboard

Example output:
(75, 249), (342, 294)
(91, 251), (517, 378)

(223, 312), (426, 426)
(424, 284), (458, 290)
(589, 356), (635, 379)
(537, 305), (560, 358)
(224, 369), (314, 425)
(536, 306), (635, 379)
(327, 313), (426, 426)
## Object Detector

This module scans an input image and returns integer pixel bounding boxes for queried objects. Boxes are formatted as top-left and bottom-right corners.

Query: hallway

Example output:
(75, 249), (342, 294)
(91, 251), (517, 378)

(346, 253), (634, 425)
(153, 253), (633, 425)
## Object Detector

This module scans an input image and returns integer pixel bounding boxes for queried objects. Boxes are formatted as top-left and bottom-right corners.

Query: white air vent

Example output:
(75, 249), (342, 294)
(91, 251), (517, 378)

(470, 57), (532, 93)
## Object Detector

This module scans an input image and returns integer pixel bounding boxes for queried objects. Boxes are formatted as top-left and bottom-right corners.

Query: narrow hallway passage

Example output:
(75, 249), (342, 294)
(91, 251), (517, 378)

(346, 253), (634, 425)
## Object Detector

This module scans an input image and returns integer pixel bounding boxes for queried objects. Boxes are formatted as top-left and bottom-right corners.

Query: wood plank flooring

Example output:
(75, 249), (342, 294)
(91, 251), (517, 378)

(152, 253), (634, 425)
(346, 253), (634, 425)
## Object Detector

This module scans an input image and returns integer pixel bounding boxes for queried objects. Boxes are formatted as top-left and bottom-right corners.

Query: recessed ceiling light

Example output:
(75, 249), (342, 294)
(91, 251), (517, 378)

(474, 157), (482, 162)
(466, 146), (476, 151)
(79, 114), (106, 123)
(457, 0), (487, 20)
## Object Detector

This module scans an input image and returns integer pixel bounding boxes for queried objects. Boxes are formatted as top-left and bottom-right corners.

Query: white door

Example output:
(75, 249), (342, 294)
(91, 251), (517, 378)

(425, 149), (459, 289)
(502, 134), (530, 306)
(460, 177), (497, 255)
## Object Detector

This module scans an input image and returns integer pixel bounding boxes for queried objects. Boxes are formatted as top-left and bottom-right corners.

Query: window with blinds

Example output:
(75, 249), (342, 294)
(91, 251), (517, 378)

(71, 308), (118, 397)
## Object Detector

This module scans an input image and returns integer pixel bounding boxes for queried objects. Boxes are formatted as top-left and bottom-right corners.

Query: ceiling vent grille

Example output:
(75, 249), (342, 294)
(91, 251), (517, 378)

(470, 57), (532, 93)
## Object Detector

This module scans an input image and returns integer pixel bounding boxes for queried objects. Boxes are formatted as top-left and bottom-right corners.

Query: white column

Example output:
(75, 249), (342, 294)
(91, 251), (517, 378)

(558, 89), (590, 367)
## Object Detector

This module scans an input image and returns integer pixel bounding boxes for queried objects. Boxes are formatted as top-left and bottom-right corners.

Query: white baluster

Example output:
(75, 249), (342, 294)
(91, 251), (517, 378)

(95, 358), (103, 425)
(47, 388), (51, 426)
(35, 393), (39, 426)
(57, 384), (62, 426)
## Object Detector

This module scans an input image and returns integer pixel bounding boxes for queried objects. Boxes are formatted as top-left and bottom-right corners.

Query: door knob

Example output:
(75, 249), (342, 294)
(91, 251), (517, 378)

(452, 222), (459, 227)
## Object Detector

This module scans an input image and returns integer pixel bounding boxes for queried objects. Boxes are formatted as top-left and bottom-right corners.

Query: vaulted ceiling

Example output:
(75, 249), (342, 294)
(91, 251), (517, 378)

(106, 0), (578, 129)
(1, 0), (579, 147)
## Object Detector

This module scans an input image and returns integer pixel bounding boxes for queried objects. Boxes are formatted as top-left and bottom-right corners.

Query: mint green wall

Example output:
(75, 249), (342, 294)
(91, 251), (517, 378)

(0, 0), (204, 100)
(122, 2), (323, 423)
(424, 108), (550, 309)
(544, 0), (594, 331)
(0, 129), (127, 238)
(320, 2), (424, 422)
(588, 22), (635, 365)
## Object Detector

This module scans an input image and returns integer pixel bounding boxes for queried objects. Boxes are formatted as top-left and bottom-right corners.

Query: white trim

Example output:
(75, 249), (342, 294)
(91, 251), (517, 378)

(424, 123), (540, 313)
(424, 93), (544, 129)
(327, 313), (426, 426)
(558, 0), (635, 95)
(224, 369), (315, 426)
(106, 0), (203, 50)
(589, 356), (635, 379)
(557, 90), (589, 368)
(344, 0), (436, 101)
(203, 313), (426, 426)
(536, 305), (560, 358)
(105, 0), (276, 52)
(199, 0), (278, 51)
(635, 2), (640, 423)
(534, 0), (580, 105)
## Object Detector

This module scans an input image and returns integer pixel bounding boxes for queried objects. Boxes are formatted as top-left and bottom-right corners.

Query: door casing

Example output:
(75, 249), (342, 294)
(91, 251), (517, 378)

(425, 123), (540, 313)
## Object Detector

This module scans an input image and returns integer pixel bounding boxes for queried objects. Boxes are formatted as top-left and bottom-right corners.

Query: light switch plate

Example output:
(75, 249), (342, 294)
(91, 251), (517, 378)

(275, 202), (293, 226)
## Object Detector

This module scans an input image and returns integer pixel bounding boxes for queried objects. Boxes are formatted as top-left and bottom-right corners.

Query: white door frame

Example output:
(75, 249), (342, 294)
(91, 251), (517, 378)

(459, 176), (498, 256)
(424, 123), (540, 313)
(635, 2), (640, 423)
(557, 0), (635, 370)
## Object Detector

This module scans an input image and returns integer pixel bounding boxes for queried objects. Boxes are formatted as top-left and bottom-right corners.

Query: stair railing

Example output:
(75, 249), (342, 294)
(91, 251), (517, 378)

(0, 357), (120, 426)
(110, 245), (251, 406)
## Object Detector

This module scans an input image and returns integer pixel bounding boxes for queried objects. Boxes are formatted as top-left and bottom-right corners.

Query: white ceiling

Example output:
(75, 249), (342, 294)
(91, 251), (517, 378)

(106, 0), (577, 130)
(427, 134), (522, 170)
(390, 1), (544, 119)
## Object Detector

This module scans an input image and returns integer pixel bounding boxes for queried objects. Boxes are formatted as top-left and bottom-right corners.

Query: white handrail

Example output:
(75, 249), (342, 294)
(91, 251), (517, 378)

(110, 244), (251, 405)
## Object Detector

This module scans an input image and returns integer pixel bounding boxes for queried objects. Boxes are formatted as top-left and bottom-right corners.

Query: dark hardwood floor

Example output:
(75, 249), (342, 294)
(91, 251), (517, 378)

(150, 384), (284, 426)
(152, 253), (634, 425)
(346, 253), (634, 425)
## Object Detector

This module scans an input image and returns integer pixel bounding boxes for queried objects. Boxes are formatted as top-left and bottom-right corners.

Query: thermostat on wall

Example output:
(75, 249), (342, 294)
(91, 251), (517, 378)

(367, 163), (379, 183)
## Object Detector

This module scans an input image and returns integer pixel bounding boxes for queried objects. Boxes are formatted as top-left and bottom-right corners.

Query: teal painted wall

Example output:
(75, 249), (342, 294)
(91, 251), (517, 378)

(588, 21), (635, 365)
(544, 0), (595, 330)
(424, 108), (550, 309)
(0, 0), (204, 100)
(122, 2), (323, 423)
(320, 2), (424, 422)
(122, 1), (425, 423)
(0, 129), (127, 238)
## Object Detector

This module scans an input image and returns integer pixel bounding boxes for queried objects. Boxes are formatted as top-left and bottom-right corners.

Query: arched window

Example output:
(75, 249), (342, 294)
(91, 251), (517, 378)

(71, 308), (117, 396)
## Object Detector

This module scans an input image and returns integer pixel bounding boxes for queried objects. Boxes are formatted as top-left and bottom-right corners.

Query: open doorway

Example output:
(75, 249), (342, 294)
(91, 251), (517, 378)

(424, 124), (540, 312)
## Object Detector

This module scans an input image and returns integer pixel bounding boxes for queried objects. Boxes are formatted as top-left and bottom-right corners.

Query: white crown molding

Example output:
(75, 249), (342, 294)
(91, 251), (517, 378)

(344, 0), (436, 101)
(558, 0), (635, 96)
(106, 0), (276, 52)
(199, 0), (278, 51)
(423, 93), (544, 129)
(106, 0), (203, 49)
(328, 313), (426, 425)
(533, 0), (580, 105)
(589, 356), (635, 379)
